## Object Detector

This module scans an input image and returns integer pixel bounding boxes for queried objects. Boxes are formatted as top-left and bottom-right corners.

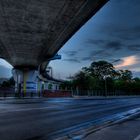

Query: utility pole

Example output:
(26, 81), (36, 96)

(104, 76), (107, 97)
(46, 66), (53, 77)
(104, 60), (119, 97)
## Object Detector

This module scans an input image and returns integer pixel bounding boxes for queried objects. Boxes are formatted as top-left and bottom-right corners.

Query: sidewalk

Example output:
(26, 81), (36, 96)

(84, 115), (140, 140)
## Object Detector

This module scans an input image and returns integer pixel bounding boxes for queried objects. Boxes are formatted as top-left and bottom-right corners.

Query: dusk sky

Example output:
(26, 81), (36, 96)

(0, 0), (140, 79)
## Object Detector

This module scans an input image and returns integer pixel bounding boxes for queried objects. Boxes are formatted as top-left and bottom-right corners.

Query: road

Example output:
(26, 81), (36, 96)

(0, 97), (140, 140)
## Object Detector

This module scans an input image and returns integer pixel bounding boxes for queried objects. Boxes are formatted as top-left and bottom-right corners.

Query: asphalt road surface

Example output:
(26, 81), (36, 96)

(0, 97), (140, 140)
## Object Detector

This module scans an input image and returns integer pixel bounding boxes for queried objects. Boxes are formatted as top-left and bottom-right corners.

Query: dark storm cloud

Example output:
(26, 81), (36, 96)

(116, 0), (140, 5)
(101, 25), (140, 41)
(76, 0), (140, 64)
(80, 39), (124, 62)
(91, 50), (113, 58)
(103, 41), (123, 51)
(81, 50), (113, 61)
(64, 51), (77, 57)
(86, 39), (106, 45)
(86, 38), (123, 51)
(127, 44), (140, 52)
(81, 57), (92, 61)
(116, 26), (140, 41)
(63, 58), (80, 63)
(112, 59), (122, 63)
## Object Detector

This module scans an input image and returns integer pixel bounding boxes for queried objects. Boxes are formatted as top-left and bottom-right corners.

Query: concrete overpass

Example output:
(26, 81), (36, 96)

(0, 0), (108, 95)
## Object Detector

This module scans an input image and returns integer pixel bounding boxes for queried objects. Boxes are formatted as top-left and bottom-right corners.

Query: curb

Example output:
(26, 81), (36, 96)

(53, 108), (140, 140)
(73, 96), (140, 100)
(0, 98), (46, 104)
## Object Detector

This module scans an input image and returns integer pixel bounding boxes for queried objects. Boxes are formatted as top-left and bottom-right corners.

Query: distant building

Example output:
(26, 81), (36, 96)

(44, 79), (63, 91)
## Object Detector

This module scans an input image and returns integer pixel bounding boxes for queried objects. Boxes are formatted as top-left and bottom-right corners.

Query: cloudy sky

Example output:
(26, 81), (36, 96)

(50, 0), (140, 79)
(0, 59), (12, 78)
(1, 0), (140, 79)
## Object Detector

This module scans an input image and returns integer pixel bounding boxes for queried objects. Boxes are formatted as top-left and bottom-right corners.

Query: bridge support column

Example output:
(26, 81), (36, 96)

(37, 79), (44, 97)
(12, 69), (39, 97)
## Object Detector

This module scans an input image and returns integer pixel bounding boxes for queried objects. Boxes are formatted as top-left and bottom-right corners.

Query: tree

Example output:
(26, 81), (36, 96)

(89, 61), (116, 80)
(71, 67), (102, 90)
(68, 60), (139, 96)
(118, 70), (132, 81)
(60, 81), (73, 90)
(72, 70), (89, 90)
(9, 77), (15, 86)
(1, 77), (15, 88)
(133, 77), (140, 82)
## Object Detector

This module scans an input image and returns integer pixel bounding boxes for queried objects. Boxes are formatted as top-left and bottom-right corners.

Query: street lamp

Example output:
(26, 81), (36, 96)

(103, 75), (111, 97)
(46, 66), (53, 77)
(103, 60), (120, 97)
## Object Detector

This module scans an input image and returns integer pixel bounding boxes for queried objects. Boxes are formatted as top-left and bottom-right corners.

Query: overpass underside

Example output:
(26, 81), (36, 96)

(0, 0), (108, 95)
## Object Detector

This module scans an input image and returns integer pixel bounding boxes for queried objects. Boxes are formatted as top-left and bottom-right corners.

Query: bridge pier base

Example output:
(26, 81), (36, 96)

(12, 69), (41, 97)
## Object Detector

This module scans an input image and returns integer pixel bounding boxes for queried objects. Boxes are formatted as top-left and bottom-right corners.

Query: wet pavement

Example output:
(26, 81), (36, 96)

(0, 97), (140, 140)
(85, 116), (140, 140)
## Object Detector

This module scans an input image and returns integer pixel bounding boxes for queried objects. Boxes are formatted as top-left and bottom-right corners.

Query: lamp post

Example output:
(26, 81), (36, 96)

(103, 60), (119, 97)
(103, 75), (108, 97)
(46, 66), (53, 77)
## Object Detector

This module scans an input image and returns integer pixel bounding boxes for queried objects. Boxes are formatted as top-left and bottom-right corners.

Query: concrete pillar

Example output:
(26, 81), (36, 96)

(55, 83), (60, 91)
(44, 82), (48, 90)
(12, 69), (39, 97)
(55, 84), (58, 91)
(37, 79), (43, 97)
(52, 82), (55, 91)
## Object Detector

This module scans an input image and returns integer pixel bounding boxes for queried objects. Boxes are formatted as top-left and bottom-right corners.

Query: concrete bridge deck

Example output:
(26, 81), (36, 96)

(0, 0), (108, 68)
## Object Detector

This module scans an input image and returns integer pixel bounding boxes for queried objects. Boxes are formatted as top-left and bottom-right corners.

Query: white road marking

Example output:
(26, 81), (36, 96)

(134, 134), (140, 140)
(0, 106), (57, 114)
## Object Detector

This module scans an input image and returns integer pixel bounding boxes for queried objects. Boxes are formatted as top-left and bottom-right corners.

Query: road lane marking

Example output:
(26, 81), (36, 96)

(0, 106), (58, 114)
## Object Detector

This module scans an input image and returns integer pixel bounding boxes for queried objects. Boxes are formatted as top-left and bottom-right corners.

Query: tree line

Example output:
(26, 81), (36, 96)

(61, 61), (140, 95)
(0, 77), (15, 88)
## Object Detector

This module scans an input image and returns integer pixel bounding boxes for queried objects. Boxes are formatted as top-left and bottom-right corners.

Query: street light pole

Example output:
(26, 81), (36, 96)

(104, 60), (119, 97)
(46, 66), (53, 77)
(105, 76), (107, 97)
(104, 75), (107, 97)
